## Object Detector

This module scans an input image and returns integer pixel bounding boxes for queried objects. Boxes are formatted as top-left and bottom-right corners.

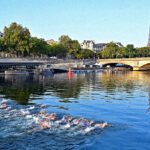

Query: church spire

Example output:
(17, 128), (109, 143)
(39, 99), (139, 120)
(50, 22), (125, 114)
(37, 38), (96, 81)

(147, 26), (150, 47)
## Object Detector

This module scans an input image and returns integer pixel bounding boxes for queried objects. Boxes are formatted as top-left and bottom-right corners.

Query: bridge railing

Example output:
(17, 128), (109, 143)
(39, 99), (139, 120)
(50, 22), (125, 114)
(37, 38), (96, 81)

(0, 58), (97, 66)
(98, 57), (150, 61)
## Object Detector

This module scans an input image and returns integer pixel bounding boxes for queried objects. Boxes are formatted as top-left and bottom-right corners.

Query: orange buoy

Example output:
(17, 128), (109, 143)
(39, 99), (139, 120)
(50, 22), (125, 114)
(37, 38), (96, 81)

(68, 67), (72, 75)
(68, 67), (73, 79)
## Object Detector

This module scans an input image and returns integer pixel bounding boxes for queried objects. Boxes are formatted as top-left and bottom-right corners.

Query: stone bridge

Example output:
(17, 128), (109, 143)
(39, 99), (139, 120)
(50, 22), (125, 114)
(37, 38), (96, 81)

(0, 58), (43, 67)
(97, 58), (150, 71)
(0, 58), (96, 71)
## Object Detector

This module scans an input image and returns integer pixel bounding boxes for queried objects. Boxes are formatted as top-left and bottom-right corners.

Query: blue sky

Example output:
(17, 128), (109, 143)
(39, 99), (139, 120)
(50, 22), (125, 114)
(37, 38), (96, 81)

(0, 0), (150, 47)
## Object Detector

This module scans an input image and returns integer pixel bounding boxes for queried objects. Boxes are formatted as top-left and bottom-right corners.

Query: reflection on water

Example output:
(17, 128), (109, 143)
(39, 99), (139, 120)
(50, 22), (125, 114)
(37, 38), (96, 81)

(0, 72), (150, 150)
(0, 74), (85, 104)
(1, 72), (150, 105)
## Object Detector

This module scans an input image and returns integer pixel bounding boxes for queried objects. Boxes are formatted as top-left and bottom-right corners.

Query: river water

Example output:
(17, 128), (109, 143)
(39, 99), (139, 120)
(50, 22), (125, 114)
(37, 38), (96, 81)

(0, 71), (150, 150)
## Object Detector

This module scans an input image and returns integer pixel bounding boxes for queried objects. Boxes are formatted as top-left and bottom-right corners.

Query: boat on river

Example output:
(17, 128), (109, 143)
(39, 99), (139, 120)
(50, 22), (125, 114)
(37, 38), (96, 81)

(40, 68), (54, 76)
(34, 64), (54, 76)
(72, 68), (103, 74)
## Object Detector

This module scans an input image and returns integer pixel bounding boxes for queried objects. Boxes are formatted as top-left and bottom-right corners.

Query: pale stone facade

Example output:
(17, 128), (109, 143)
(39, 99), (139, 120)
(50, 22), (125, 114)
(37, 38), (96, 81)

(47, 39), (58, 45)
(81, 40), (123, 52)
(80, 40), (106, 52)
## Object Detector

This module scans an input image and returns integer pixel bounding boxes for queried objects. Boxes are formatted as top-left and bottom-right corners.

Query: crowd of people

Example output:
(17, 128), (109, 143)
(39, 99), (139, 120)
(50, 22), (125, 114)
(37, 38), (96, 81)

(0, 99), (109, 134)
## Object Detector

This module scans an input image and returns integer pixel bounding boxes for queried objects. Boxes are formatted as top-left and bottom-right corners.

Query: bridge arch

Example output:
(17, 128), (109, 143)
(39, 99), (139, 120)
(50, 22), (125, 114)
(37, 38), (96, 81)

(98, 58), (150, 71)
(139, 63), (150, 70)
(101, 62), (133, 69)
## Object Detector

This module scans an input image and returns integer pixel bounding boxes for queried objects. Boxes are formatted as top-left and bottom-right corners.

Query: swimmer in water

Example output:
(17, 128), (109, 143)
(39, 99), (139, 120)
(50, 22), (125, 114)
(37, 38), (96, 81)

(56, 115), (73, 129)
(40, 120), (50, 129)
(94, 122), (108, 128)
(55, 115), (66, 124)
(39, 110), (46, 115)
(27, 106), (35, 110)
(1, 99), (8, 104)
(78, 118), (92, 127)
(59, 115), (73, 124)
(40, 104), (47, 108)
(71, 118), (80, 126)
(33, 115), (41, 124)
(0, 103), (7, 109)
(62, 123), (71, 129)
(48, 113), (57, 121)
(20, 109), (30, 116)
(67, 116), (73, 122)
(84, 121), (109, 133)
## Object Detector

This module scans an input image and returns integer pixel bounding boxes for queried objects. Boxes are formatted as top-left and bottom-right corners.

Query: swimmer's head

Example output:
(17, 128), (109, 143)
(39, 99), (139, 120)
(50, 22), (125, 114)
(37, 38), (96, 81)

(40, 104), (47, 108)
(103, 122), (109, 128)
(89, 120), (94, 126)
(95, 122), (109, 128)
(49, 113), (57, 120)
(39, 110), (45, 114)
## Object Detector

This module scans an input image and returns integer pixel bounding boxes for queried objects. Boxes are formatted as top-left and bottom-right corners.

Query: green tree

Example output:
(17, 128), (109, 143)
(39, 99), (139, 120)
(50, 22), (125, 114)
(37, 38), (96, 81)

(3, 22), (31, 56)
(0, 38), (4, 51)
(117, 46), (127, 58)
(126, 44), (135, 58)
(68, 40), (81, 56)
(49, 44), (68, 58)
(59, 35), (72, 49)
(100, 42), (119, 58)
(136, 47), (150, 57)
(76, 49), (95, 59)
(29, 37), (48, 56)
(59, 35), (81, 57)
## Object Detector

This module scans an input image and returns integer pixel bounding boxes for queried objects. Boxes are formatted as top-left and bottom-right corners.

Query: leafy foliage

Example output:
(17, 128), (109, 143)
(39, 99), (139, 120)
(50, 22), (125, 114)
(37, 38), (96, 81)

(0, 38), (4, 51)
(3, 22), (31, 55)
(76, 49), (95, 59)
(29, 37), (48, 56)
(59, 35), (81, 57)
(47, 44), (68, 58)
(136, 47), (150, 57)
(101, 42), (119, 58)
(0, 22), (150, 59)
(0, 24), (82, 58)
(100, 42), (150, 59)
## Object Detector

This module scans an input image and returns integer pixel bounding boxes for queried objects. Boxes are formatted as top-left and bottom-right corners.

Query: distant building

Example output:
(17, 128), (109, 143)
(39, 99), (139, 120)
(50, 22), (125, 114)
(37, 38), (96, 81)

(115, 42), (123, 47)
(47, 39), (58, 45)
(81, 40), (123, 52)
(81, 40), (107, 52)
(0, 32), (3, 38)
